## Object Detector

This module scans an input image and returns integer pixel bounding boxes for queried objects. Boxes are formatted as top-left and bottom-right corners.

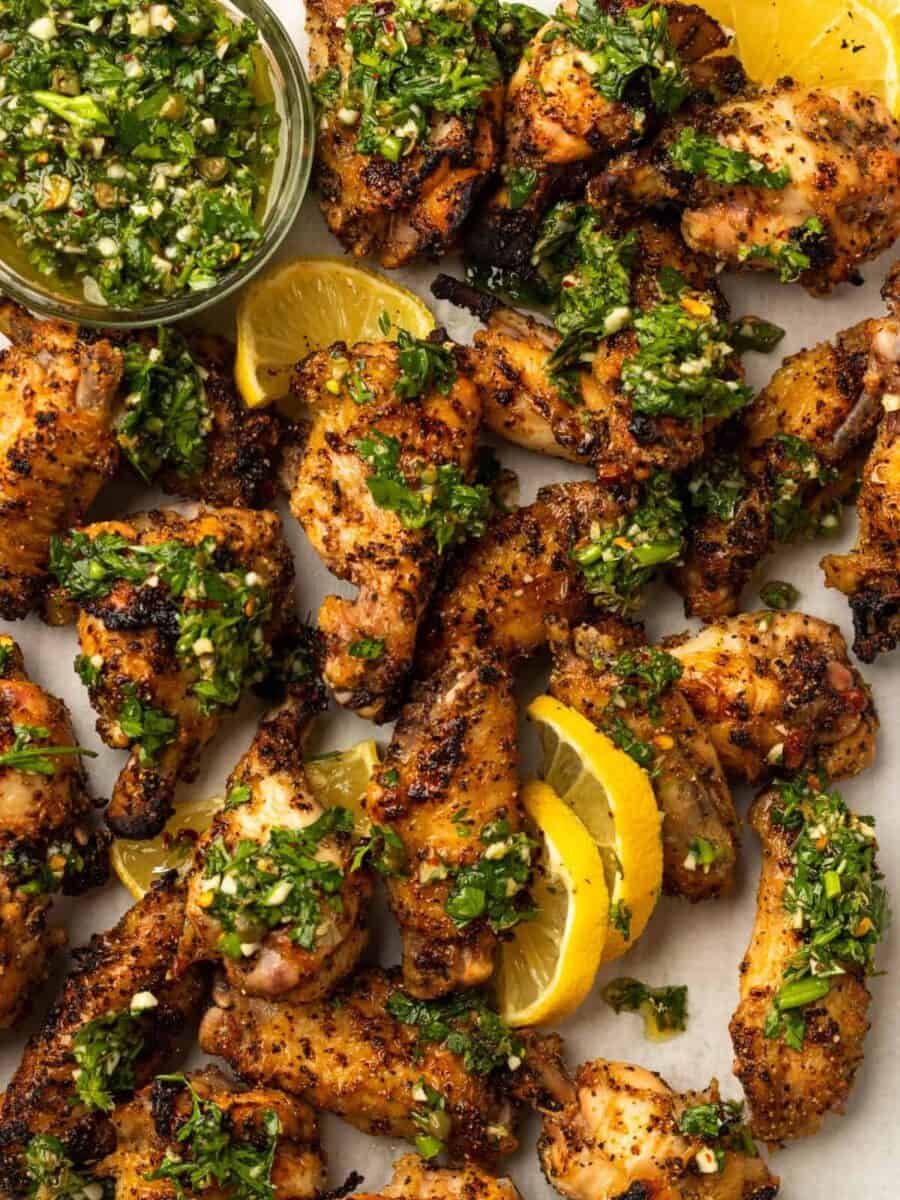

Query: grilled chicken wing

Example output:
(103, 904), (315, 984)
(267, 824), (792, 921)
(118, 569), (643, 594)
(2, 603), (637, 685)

(200, 966), (520, 1161)
(730, 780), (879, 1143)
(435, 215), (739, 476)
(307, 0), (503, 267)
(547, 619), (737, 901)
(285, 335), (482, 721)
(0, 300), (122, 619)
(176, 680), (372, 1001)
(50, 506), (295, 839)
(0, 635), (107, 1030)
(0, 876), (206, 1190)
(599, 84), (900, 293)
(666, 612), (876, 783)
(95, 1068), (326, 1200)
(539, 1058), (779, 1200)
(354, 1154), (524, 1200)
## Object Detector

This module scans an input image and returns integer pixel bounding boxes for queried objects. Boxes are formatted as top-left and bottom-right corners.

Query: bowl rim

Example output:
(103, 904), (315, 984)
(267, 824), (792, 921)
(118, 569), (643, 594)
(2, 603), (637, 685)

(0, 0), (313, 330)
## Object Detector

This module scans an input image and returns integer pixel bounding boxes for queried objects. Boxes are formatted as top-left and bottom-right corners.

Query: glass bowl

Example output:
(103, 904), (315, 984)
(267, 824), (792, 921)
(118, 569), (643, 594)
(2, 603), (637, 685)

(0, 0), (313, 329)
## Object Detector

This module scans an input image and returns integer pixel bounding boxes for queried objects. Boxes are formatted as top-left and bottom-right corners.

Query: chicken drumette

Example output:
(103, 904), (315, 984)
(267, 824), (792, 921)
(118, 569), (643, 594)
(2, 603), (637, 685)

(285, 332), (483, 721)
(48, 506), (295, 838)
(353, 1155), (524, 1200)
(0, 635), (107, 1030)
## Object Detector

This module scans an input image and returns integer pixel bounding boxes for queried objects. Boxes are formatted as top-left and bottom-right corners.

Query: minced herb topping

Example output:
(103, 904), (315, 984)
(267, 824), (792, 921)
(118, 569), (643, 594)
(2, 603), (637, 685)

(602, 975), (688, 1038)
(668, 127), (791, 190)
(0, 0), (280, 306)
(738, 216), (826, 283)
(2, 837), (84, 894)
(386, 989), (524, 1074)
(442, 816), (535, 931)
(0, 722), (93, 775)
(24, 1135), (97, 1200)
(70, 1005), (147, 1112)
(770, 433), (839, 541)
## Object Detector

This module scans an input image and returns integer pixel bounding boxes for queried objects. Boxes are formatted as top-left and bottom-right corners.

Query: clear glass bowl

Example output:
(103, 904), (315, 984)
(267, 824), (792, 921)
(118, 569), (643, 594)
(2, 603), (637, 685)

(0, 0), (313, 329)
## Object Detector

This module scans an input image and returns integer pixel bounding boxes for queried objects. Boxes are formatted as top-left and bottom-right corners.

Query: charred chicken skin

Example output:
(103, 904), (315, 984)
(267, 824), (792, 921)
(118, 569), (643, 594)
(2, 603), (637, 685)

(352, 1154), (524, 1200)
(286, 333), (482, 721)
(49, 506), (295, 839)
(0, 635), (107, 1030)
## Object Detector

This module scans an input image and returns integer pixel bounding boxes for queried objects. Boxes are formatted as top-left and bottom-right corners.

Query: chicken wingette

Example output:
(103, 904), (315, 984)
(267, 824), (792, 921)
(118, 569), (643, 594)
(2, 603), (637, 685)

(0, 635), (107, 1030)
(285, 331), (484, 721)
(599, 83), (900, 292)
(200, 966), (523, 1161)
(730, 773), (885, 1143)
(48, 506), (295, 838)
(666, 612), (877, 783)
(539, 1058), (779, 1200)
(94, 1068), (326, 1200)
(546, 619), (738, 902)
(0, 299), (122, 620)
(176, 678), (372, 1001)
(352, 1154), (524, 1200)
(0, 875), (207, 1192)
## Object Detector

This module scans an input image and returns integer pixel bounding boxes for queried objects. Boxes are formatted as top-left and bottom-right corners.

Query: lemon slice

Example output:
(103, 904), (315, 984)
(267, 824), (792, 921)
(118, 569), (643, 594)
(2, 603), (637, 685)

(497, 780), (609, 1027)
(527, 695), (663, 964)
(696, 0), (900, 113)
(111, 738), (380, 899)
(234, 257), (436, 409)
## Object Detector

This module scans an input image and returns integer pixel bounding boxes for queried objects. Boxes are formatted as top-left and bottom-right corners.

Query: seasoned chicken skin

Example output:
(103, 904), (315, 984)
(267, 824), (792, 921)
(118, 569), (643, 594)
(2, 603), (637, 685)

(539, 1058), (779, 1200)
(666, 613), (877, 783)
(307, 0), (502, 266)
(52, 506), (295, 839)
(0, 635), (107, 1030)
(730, 783), (875, 1143)
(286, 335), (482, 721)
(600, 84), (900, 293)
(95, 1068), (326, 1200)
(354, 1154), (524, 1200)
(0, 300), (122, 619)
(177, 680), (372, 1001)
(0, 876), (206, 1190)
(547, 619), (737, 902)
(200, 966), (519, 1161)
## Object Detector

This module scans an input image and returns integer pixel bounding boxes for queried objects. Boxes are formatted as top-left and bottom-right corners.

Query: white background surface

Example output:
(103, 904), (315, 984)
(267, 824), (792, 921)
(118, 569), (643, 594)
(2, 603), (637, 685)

(1, 1), (898, 1195)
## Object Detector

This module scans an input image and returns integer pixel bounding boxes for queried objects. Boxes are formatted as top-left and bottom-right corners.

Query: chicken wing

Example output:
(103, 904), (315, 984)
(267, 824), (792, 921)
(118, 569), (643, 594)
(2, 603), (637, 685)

(665, 612), (877, 783)
(285, 333), (483, 721)
(0, 875), (206, 1191)
(730, 775), (884, 1142)
(354, 1154), (523, 1200)
(200, 966), (521, 1161)
(539, 1058), (779, 1200)
(0, 299), (122, 619)
(94, 1067), (326, 1200)
(307, 0), (503, 267)
(48, 505), (295, 839)
(599, 84), (900, 293)
(0, 635), (107, 1030)
(176, 680), (372, 1001)
(546, 619), (738, 902)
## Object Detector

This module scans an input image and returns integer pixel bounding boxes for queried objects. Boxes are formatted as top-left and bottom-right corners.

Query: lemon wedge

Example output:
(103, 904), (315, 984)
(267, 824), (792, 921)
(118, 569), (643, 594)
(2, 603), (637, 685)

(497, 779), (609, 1028)
(111, 738), (380, 899)
(527, 695), (663, 964)
(234, 257), (436, 409)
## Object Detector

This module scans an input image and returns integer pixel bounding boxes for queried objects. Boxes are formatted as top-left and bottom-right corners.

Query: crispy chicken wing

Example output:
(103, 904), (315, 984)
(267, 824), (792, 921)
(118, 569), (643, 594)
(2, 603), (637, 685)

(307, 0), (503, 267)
(599, 84), (900, 293)
(539, 1058), (778, 1200)
(547, 619), (737, 901)
(0, 300), (122, 619)
(285, 335), (482, 721)
(95, 1068), (326, 1200)
(49, 506), (295, 839)
(354, 1154), (524, 1200)
(666, 612), (877, 783)
(0, 876), (206, 1190)
(0, 635), (107, 1030)
(200, 966), (519, 1161)
(176, 680), (372, 1001)
(730, 780), (878, 1143)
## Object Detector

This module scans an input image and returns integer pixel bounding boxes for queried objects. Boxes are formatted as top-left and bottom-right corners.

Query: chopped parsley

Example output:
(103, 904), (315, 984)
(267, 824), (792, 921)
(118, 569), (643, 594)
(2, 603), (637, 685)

(444, 817), (535, 931)
(687, 455), (747, 523)
(147, 1074), (279, 1199)
(571, 471), (685, 614)
(678, 1099), (756, 1166)
(71, 1008), (145, 1113)
(117, 328), (211, 482)
(604, 716), (654, 769)
(357, 432), (491, 554)
(224, 783), (251, 810)
(74, 653), (102, 689)
(727, 315), (786, 354)
(587, 645), (682, 772)
(2, 839), (85, 896)
(0, 641), (11, 676)
(684, 836), (721, 873)
(348, 637), (384, 660)
(609, 900), (632, 940)
(763, 773), (887, 1051)
(505, 165), (539, 210)
(118, 686), (178, 765)
(410, 1078), (450, 1161)
(760, 580), (800, 611)
(770, 433), (838, 542)
(350, 823), (407, 876)
(50, 532), (272, 713)
(602, 976), (688, 1038)
(378, 314), (458, 399)
(668, 127), (791, 190)
(738, 217), (826, 284)
(386, 989), (524, 1075)
(548, 222), (636, 371)
(23, 1135), (96, 1200)
(492, 1), (546, 76)
(0, 724), (94, 776)
(201, 807), (355, 959)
